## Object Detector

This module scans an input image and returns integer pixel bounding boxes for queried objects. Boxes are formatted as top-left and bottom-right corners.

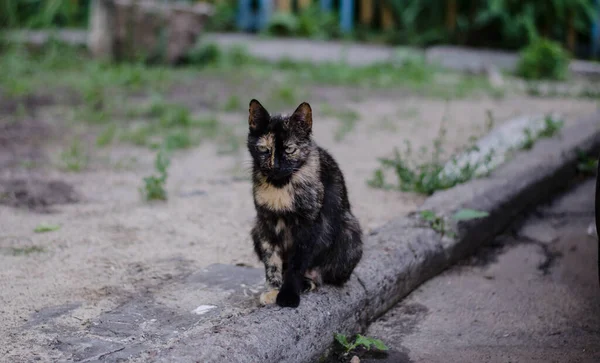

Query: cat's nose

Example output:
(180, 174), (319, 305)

(273, 157), (280, 169)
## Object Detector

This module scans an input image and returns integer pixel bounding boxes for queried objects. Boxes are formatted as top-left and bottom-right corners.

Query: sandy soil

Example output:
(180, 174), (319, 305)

(0, 91), (597, 359)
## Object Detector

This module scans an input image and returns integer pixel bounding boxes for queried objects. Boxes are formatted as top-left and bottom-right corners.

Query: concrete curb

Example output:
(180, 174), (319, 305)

(140, 114), (600, 362)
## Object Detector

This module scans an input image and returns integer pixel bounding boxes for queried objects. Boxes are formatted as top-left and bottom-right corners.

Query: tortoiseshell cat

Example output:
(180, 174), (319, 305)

(247, 99), (363, 308)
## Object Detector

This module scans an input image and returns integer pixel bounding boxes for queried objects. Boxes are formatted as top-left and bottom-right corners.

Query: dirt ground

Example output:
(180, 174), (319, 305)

(0, 77), (598, 360)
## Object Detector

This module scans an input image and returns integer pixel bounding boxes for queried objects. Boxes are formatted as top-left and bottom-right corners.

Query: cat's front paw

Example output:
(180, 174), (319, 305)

(276, 287), (300, 308)
(259, 289), (279, 306)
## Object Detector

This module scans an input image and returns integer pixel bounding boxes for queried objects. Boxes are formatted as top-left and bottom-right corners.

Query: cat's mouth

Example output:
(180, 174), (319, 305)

(265, 170), (293, 184)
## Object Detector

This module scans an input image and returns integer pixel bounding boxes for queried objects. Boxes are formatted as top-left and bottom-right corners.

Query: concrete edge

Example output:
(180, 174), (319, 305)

(139, 114), (600, 363)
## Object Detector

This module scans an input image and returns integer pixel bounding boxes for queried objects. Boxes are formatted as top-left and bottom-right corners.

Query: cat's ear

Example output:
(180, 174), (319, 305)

(291, 102), (312, 133)
(248, 99), (269, 131)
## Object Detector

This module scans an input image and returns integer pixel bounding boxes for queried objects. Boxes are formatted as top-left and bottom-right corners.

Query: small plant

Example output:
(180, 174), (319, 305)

(538, 115), (564, 138)
(576, 150), (598, 175)
(334, 333), (388, 354)
(520, 115), (564, 151)
(516, 39), (570, 81)
(333, 110), (360, 142)
(266, 12), (300, 36)
(521, 128), (535, 150)
(222, 95), (242, 111)
(368, 135), (491, 195)
(142, 148), (170, 201)
(204, 2), (237, 32)
(60, 138), (88, 172)
(9, 246), (45, 256)
(420, 210), (453, 237)
(187, 41), (221, 65)
(34, 223), (61, 233)
(159, 104), (193, 128)
(96, 123), (117, 147)
(164, 130), (193, 150)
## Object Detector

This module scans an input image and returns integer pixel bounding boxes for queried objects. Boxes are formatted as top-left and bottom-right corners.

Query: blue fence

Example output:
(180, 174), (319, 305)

(237, 0), (355, 33)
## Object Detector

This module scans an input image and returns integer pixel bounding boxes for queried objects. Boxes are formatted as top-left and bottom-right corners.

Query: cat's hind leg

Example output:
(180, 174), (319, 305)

(302, 269), (322, 292)
(321, 218), (363, 286)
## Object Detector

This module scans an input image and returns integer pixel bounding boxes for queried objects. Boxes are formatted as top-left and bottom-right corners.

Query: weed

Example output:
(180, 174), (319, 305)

(334, 333), (388, 354)
(9, 246), (45, 256)
(333, 111), (360, 142)
(141, 148), (170, 201)
(159, 105), (193, 128)
(192, 115), (220, 138)
(164, 129), (193, 150)
(120, 124), (155, 146)
(420, 210), (454, 238)
(576, 150), (598, 175)
(96, 124), (117, 147)
(538, 115), (564, 138)
(34, 223), (61, 233)
(521, 128), (535, 150)
(223, 94), (242, 112)
(368, 138), (490, 195)
(520, 115), (564, 150)
(60, 138), (88, 172)
(269, 85), (297, 107)
(19, 160), (38, 169)
(216, 128), (242, 155)
(517, 39), (570, 81)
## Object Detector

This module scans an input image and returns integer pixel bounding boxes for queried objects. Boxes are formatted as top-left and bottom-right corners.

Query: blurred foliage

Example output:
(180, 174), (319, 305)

(384, 0), (596, 52)
(0, 0), (90, 29)
(204, 0), (237, 32)
(266, 5), (340, 39)
(517, 38), (571, 80)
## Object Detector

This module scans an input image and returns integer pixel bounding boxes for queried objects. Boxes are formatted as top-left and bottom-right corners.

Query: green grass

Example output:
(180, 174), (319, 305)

(96, 123), (117, 147)
(520, 115), (564, 150)
(576, 150), (598, 175)
(368, 131), (494, 195)
(141, 148), (170, 201)
(320, 105), (361, 141)
(419, 210), (453, 237)
(60, 138), (88, 172)
(334, 333), (388, 354)
(222, 94), (242, 111)
(34, 223), (61, 233)
(419, 208), (489, 238)
(8, 246), (46, 256)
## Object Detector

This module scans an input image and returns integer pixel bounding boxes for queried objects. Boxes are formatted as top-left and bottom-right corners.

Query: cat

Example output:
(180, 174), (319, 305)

(247, 99), (363, 308)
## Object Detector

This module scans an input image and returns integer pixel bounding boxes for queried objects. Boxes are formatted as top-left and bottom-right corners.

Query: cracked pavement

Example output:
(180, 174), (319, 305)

(366, 178), (600, 363)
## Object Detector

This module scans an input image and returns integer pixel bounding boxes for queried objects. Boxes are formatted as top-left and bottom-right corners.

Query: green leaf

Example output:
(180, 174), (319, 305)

(452, 209), (489, 221)
(354, 335), (373, 350)
(34, 223), (61, 233)
(420, 210), (436, 222)
(334, 333), (350, 349)
(371, 338), (389, 351)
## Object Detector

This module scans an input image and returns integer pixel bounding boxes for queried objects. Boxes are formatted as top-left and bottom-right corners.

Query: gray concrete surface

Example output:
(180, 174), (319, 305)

(141, 113), (599, 362)
(367, 179), (600, 363)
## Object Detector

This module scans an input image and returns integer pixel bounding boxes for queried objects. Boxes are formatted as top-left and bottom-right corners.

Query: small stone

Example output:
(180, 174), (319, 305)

(350, 355), (360, 363)
(520, 220), (558, 244)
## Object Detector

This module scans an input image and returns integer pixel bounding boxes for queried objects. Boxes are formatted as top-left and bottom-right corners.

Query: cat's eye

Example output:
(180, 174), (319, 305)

(285, 147), (297, 154)
(257, 145), (269, 153)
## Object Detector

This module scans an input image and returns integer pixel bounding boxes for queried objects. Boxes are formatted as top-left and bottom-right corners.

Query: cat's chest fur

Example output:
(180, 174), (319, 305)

(253, 151), (324, 214)
(254, 181), (296, 212)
